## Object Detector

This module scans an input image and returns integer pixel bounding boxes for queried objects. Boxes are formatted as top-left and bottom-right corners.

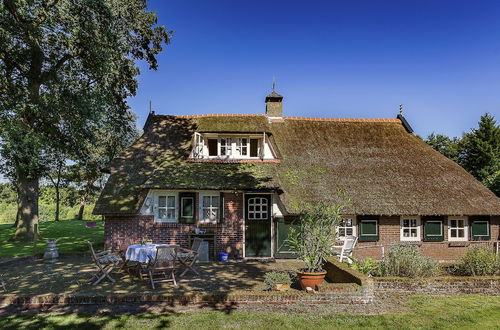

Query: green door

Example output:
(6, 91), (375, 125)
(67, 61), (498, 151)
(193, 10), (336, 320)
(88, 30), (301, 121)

(275, 217), (297, 258)
(245, 195), (271, 257)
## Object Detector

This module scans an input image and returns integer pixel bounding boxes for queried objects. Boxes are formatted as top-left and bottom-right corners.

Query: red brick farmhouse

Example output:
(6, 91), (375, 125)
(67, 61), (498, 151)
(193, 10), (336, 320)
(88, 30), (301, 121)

(94, 90), (500, 261)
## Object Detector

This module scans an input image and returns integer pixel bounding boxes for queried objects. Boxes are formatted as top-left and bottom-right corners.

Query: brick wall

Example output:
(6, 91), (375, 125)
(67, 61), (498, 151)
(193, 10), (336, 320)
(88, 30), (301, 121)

(104, 192), (244, 259)
(353, 215), (500, 262)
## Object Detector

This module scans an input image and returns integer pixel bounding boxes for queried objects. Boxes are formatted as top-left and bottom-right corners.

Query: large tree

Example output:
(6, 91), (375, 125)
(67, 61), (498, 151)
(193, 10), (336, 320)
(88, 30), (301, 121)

(425, 133), (460, 162)
(458, 113), (500, 196)
(0, 0), (171, 240)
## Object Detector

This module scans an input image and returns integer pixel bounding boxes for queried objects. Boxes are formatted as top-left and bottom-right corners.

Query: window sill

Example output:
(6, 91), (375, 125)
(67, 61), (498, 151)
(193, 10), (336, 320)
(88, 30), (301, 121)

(186, 158), (280, 164)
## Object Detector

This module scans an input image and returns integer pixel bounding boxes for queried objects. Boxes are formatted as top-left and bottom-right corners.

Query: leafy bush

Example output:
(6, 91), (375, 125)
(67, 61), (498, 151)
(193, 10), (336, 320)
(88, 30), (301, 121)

(379, 244), (439, 278)
(350, 257), (380, 276)
(455, 247), (498, 276)
(263, 271), (293, 291)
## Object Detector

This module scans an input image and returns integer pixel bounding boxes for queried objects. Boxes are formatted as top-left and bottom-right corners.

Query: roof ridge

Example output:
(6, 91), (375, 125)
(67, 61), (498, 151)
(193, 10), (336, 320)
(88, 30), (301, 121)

(154, 114), (400, 123)
(283, 117), (400, 123)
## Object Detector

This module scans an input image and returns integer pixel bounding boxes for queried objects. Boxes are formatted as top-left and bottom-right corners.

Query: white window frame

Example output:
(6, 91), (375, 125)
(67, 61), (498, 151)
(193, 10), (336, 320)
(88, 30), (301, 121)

(400, 216), (421, 241)
(336, 216), (357, 240)
(448, 216), (468, 241)
(199, 192), (220, 224)
(199, 135), (265, 160)
(156, 194), (177, 223)
(247, 197), (269, 220)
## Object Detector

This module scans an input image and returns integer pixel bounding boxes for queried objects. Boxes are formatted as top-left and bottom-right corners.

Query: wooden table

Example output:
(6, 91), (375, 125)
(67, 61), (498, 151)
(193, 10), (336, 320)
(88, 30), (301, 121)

(188, 233), (216, 260)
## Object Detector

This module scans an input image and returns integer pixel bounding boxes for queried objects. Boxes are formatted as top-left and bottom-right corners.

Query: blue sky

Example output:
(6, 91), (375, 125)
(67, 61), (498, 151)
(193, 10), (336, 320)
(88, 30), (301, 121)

(129, 0), (500, 137)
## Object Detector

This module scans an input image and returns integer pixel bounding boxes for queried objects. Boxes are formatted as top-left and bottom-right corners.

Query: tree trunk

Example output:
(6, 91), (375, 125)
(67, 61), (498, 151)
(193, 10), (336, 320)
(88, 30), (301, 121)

(54, 184), (60, 222)
(13, 177), (41, 241)
(77, 178), (93, 220)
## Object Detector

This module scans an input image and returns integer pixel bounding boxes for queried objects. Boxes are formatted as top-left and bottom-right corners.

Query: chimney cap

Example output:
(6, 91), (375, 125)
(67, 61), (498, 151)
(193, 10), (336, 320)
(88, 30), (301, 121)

(265, 91), (283, 102)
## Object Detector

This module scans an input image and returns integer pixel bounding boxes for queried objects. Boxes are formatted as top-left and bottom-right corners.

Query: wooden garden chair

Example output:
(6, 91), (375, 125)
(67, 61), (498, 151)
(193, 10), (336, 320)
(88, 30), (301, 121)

(87, 241), (121, 285)
(332, 236), (358, 263)
(177, 237), (203, 277)
(146, 246), (178, 289)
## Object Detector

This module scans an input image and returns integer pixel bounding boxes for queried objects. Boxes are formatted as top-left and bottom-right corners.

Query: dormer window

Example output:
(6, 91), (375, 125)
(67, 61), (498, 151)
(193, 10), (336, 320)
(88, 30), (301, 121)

(191, 133), (276, 160)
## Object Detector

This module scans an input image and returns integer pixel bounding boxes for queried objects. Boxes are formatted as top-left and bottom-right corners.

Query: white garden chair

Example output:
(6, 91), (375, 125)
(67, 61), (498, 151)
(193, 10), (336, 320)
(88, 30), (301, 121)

(332, 236), (358, 263)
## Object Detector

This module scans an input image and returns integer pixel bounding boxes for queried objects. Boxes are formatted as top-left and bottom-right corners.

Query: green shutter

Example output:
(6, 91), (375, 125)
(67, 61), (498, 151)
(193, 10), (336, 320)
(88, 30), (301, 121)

(359, 217), (379, 242)
(179, 192), (195, 224)
(423, 217), (444, 242)
(471, 221), (490, 240)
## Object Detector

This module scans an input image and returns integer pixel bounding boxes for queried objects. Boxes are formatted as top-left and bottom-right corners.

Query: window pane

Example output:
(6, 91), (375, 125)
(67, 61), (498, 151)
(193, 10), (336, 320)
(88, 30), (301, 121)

(403, 219), (409, 227)
(166, 209), (175, 219)
(203, 196), (210, 207)
(167, 196), (175, 207)
(212, 196), (220, 206)
(451, 229), (457, 237)
(250, 139), (259, 157)
(159, 209), (166, 219)
(182, 198), (194, 217)
(211, 208), (219, 220)
(458, 229), (464, 237)
(410, 219), (416, 227)
(158, 196), (166, 207)
(208, 139), (217, 156)
(410, 229), (417, 237)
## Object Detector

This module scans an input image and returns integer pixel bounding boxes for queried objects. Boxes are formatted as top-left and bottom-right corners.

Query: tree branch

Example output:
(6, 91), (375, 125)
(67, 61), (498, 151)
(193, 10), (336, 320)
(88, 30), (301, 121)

(41, 53), (73, 83)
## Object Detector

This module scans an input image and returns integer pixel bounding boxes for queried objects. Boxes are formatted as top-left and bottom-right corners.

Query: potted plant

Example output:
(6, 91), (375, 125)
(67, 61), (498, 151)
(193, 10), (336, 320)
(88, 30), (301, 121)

(287, 200), (345, 290)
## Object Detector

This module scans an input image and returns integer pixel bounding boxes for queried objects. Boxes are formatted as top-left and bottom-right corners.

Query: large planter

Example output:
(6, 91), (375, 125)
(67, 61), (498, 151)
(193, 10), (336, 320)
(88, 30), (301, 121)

(296, 270), (327, 290)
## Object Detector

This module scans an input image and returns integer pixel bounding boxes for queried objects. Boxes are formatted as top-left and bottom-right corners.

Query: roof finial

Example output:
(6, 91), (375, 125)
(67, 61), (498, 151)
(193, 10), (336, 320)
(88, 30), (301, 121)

(272, 76), (276, 92)
(399, 104), (403, 116)
(149, 100), (154, 115)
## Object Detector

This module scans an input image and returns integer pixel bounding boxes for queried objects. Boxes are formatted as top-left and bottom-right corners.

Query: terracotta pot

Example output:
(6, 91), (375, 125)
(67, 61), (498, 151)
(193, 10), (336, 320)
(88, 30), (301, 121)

(296, 270), (327, 290)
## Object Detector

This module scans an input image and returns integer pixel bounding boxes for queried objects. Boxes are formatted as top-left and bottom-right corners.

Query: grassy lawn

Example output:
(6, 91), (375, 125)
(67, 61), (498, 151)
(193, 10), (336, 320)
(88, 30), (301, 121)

(0, 220), (104, 258)
(0, 295), (499, 329)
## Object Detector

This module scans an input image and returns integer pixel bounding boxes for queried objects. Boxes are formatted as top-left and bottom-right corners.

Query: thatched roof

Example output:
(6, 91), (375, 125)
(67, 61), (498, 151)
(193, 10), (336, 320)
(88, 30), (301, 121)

(94, 114), (500, 216)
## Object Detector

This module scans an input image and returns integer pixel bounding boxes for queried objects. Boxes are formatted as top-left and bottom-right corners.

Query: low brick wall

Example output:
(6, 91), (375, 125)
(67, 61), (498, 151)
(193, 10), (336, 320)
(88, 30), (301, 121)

(323, 257), (374, 303)
(374, 277), (500, 296)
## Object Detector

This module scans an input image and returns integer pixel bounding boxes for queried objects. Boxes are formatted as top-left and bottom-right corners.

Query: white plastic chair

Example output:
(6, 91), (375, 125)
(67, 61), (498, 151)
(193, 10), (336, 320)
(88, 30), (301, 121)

(332, 236), (358, 263)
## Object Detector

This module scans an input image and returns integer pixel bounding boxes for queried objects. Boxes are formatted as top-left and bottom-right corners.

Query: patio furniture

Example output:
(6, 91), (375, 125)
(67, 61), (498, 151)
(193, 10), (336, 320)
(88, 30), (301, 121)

(146, 246), (178, 289)
(189, 232), (216, 260)
(87, 241), (121, 285)
(124, 243), (176, 279)
(332, 236), (358, 263)
(177, 237), (203, 277)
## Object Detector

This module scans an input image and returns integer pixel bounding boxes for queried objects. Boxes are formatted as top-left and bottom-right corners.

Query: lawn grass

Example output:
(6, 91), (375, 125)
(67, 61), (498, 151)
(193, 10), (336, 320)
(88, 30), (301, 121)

(0, 295), (499, 329)
(0, 220), (104, 258)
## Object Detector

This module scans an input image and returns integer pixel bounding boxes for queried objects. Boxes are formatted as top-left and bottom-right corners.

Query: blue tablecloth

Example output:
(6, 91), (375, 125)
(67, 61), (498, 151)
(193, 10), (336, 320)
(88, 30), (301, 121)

(125, 244), (171, 263)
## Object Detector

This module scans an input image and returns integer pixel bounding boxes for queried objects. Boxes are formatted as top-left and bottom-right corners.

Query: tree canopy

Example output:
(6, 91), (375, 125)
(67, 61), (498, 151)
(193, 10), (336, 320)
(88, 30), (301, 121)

(0, 0), (171, 240)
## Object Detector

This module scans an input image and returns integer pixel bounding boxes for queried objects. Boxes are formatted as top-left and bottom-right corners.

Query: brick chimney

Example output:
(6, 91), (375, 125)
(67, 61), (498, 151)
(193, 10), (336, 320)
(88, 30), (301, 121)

(265, 90), (283, 118)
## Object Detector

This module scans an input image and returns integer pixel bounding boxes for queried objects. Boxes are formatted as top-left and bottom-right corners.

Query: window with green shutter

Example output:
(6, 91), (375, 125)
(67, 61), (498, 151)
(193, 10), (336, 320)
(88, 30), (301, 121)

(423, 216), (444, 242)
(179, 192), (195, 224)
(470, 216), (490, 240)
(358, 216), (379, 241)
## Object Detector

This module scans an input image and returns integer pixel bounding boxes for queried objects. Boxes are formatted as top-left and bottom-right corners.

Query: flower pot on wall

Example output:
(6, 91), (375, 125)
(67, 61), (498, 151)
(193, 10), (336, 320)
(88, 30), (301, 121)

(296, 270), (327, 290)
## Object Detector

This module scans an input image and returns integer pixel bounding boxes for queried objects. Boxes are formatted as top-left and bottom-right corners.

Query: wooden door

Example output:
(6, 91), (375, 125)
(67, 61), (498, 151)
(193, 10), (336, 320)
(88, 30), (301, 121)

(245, 195), (271, 257)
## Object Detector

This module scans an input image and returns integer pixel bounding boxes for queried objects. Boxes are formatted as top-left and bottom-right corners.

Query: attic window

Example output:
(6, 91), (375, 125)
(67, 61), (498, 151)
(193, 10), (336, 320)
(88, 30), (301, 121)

(191, 133), (276, 160)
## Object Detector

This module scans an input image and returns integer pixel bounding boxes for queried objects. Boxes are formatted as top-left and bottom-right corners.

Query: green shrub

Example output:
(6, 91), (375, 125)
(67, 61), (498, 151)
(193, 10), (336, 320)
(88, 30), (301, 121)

(455, 247), (498, 276)
(350, 257), (380, 276)
(379, 244), (439, 278)
(263, 271), (293, 291)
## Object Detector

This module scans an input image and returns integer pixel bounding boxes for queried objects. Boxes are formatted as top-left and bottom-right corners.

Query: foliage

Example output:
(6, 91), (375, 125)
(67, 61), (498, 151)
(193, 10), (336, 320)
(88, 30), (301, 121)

(350, 257), (380, 276)
(425, 113), (500, 196)
(455, 247), (499, 276)
(379, 244), (439, 278)
(425, 133), (460, 161)
(0, 0), (171, 240)
(287, 198), (347, 273)
(0, 295), (499, 329)
(263, 271), (293, 291)
(0, 219), (104, 258)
